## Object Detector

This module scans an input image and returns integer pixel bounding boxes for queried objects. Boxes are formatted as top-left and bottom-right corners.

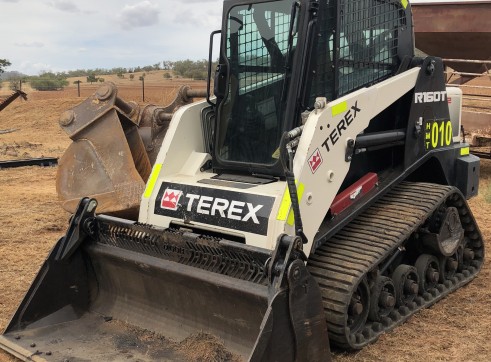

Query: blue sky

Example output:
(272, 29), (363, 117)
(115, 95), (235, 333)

(0, 0), (223, 75)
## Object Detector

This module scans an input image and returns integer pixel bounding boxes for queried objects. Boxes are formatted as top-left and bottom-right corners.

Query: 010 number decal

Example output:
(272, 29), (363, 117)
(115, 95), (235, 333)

(425, 120), (452, 150)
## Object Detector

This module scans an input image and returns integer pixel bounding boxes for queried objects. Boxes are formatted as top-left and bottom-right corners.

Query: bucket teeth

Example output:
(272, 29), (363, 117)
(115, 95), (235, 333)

(96, 215), (270, 284)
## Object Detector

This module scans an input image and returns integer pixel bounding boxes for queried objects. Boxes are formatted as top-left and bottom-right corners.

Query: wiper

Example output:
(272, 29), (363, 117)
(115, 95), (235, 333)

(280, 1), (300, 101)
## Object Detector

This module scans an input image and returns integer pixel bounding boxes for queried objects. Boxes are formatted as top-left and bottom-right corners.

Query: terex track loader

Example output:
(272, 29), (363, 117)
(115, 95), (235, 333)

(0, 0), (484, 361)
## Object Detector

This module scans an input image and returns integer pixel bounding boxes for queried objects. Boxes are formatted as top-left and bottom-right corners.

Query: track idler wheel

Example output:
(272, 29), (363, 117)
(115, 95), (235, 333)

(391, 265), (419, 307)
(415, 254), (440, 292)
(368, 276), (396, 322)
(347, 278), (370, 334)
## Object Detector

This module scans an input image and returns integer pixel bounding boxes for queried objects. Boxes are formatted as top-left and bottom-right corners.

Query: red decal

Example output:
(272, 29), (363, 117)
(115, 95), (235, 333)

(161, 188), (183, 210)
(330, 173), (378, 215)
(448, 97), (452, 104)
(308, 148), (323, 174)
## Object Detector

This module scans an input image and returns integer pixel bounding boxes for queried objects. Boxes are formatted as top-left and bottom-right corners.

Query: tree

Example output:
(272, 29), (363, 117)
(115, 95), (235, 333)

(162, 60), (174, 70)
(163, 72), (172, 79)
(173, 59), (209, 80)
(0, 59), (11, 74)
(111, 67), (127, 75)
(73, 80), (82, 85)
(8, 75), (28, 91)
(30, 72), (68, 91)
(173, 59), (194, 78)
(87, 73), (98, 84)
(129, 74), (135, 81)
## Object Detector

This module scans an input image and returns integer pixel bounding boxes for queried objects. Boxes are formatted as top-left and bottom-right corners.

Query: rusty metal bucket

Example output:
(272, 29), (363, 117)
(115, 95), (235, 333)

(56, 83), (151, 218)
(56, 83), (208, 218)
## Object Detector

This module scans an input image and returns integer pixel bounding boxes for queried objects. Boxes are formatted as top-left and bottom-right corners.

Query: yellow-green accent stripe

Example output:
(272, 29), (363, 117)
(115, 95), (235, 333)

(143, 163), (162, 198)
(460, 147), (470, 156)
(277, 187), (292, 221)
(276, 182), (305, 224)
(401, 0), (408, 9)
(331, 101), (348, 117)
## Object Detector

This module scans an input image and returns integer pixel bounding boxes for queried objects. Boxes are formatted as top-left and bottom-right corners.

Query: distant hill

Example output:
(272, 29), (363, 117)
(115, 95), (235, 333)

(0, 71), (27, 81)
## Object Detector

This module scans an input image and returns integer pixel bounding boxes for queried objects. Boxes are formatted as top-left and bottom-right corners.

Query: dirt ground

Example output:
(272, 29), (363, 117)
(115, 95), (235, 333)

(0, 81), (490, 361)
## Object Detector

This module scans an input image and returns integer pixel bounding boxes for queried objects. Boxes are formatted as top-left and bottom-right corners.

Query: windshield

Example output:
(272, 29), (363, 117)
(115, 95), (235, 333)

(216, 0), (297, 166)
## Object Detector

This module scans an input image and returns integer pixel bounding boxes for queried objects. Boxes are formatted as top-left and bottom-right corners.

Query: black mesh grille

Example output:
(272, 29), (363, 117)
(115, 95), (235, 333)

(218, 1), (295, 164)
(95, 218), (269, 285)
(227, 7), (292, 92)
(310, 0), (406, 103)
(337, 0), (405, 96)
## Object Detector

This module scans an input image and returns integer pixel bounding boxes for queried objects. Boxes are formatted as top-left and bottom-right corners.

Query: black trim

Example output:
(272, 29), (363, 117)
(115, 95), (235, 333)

(207, 30), (221, 106)
(404, 57), (450, 168)
(0, 157), (58, 169)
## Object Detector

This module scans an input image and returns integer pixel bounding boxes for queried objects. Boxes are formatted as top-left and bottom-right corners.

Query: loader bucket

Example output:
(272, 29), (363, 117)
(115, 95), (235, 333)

(56, 83), (151, 219)
(0, 199), (331, 361)
(56, 83), (207, 220)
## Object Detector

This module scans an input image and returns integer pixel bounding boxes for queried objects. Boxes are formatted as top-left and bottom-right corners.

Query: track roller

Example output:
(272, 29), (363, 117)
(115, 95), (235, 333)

(391, 265), (419, 307)
(415, 254), (440, 293)
(368, 276), (396, 322)
(347, 278), (370, 334)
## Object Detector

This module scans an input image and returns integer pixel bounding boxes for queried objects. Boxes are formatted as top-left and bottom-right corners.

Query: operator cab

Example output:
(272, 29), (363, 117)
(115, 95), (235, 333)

(210, 0), (413, 178)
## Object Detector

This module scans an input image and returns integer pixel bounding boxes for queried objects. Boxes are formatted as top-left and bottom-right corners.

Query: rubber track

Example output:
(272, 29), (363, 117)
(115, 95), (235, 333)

(307, 181), (484, 349)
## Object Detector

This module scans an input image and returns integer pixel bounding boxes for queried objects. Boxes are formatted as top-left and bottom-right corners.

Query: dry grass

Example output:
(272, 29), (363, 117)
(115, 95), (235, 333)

(0, 97), (76, 160)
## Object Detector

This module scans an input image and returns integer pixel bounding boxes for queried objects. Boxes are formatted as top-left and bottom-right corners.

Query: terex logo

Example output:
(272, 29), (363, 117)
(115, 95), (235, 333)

(322, 101), (361, 153)
(414, 91), (447, 104)
(155, 182), (275, 235)
(183, 194), (263, 224)
(161, 188), (182, 210)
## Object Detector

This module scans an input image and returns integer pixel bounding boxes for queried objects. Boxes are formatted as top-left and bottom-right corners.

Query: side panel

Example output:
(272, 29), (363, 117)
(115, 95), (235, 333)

(289, 68), (420, 255)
